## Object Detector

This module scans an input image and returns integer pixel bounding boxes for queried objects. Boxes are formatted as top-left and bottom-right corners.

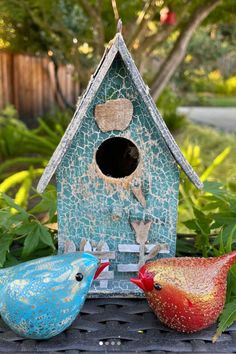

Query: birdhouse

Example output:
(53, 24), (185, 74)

(37, 28), (202, 296)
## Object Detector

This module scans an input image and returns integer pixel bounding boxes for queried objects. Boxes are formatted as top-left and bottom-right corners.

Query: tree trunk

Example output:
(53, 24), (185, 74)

(51, 57), (74, 110)
(150, 0), (221, 102)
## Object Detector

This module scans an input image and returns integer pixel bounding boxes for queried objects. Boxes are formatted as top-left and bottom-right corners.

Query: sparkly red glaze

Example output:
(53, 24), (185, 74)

(131, 251), (236, 332)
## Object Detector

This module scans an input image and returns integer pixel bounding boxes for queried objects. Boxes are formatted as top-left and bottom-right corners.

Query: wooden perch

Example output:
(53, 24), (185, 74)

(144, 244), (161, 262)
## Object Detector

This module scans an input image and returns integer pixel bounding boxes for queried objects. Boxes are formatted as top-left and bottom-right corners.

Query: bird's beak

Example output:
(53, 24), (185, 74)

(94, 262), (110, 280)
(130, 274), (154, 292)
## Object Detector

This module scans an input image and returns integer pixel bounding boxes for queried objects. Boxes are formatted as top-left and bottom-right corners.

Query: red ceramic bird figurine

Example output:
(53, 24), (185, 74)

(130, 251), (236, 333)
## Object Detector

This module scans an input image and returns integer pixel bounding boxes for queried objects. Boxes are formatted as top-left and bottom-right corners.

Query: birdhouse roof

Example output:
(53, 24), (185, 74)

(37, 32), (203, 193)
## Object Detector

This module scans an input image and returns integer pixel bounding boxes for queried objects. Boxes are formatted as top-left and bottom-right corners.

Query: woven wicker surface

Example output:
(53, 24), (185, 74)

(0, 298), (235, 353)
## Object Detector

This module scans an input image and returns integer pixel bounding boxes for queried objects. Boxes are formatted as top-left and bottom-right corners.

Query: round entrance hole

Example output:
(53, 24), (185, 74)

(95, 137), (140, 178)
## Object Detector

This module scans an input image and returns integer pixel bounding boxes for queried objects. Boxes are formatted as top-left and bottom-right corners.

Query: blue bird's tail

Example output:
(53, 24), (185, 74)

(0, 268), (11, 293)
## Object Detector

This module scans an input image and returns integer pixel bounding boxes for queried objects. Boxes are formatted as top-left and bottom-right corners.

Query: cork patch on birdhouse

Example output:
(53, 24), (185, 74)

(95, 98), (133, 132)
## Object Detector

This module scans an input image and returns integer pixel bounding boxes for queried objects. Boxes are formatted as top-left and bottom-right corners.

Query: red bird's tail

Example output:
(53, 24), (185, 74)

(219, 250), (236, 271)
(205, 250), (236, 283)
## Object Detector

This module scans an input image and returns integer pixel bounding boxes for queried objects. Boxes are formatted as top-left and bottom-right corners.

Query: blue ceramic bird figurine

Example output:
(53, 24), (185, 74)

(0, 252), (108, 339)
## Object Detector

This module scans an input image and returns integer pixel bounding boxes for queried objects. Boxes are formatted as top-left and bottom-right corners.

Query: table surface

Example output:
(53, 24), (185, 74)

(0, 298), (235, 353)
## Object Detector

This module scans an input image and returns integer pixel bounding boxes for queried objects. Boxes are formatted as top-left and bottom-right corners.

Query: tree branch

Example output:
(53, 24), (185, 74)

(134, 0), (193, 58)
(134, 24), (175, 61)
(111, 0), (120, 23)
(79, 0), (105, 56)
(51, 57), (74, 110)
(150, 0), (221, 101)
(127, 0), (158, 49)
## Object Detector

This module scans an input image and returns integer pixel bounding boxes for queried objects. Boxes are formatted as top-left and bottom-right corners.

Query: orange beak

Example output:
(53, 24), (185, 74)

(94, 262), (110, 280)
(130, 273), (154, 292)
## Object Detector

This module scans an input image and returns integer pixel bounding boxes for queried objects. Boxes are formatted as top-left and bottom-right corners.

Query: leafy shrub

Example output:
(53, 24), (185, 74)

(225, 76), (236, 95)
(157, 87), (187, 132)
(0, 106), (69, 207)
(39, 109), (73, 131)
(178, 142), (231, 227)
(0, 106), (69, 173)
(180, 182), (236, 256)
(190, 71), (236, 96)
(180, 181), (236, 339)
(0, 186), (57, 267)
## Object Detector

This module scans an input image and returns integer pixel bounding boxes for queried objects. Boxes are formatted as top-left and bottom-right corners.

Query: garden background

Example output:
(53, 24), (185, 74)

(0, 0), (236, 338)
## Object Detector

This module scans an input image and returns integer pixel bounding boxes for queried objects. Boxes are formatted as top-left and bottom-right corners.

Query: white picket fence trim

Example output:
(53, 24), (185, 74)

(118, 243), (170, 254)
(117, 264), (139, 272)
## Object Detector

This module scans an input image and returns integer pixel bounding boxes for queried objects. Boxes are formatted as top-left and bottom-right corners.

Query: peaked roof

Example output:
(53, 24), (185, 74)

(37, 32), (203, 193)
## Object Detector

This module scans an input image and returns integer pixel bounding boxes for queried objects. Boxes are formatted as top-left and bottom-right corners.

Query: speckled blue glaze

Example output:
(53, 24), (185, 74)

(0, 252), (98, 339)
(56, 54), (180, 294)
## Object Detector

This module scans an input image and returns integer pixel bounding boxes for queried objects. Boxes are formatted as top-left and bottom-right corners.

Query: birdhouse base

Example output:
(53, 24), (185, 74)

(89, 279), (144, 298)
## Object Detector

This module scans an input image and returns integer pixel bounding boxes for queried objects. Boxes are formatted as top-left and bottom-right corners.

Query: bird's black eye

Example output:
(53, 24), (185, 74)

(75, 273), (83, 282)
(154, 283), (162, 290)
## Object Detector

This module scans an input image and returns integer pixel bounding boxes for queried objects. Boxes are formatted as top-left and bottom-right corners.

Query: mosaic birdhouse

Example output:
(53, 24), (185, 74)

(37, 29), (202, 296)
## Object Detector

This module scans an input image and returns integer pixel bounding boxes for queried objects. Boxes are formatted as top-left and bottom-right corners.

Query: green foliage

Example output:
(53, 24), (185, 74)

(2, 0), (235, 97)
(0, 169), (43, 209)
(175, 124), (236, 183)
(0, 106), (61, 164)
(188, 73), (236, 97)
(21, 222), (55, 259)
(181, 181), (236, 338)
(0, 106), (67, 206)
(0, 186), (57, 267)
(180, 182), (236, 255)
(213, 300), (236, 342)
(39, 109), (72, 132)
(29, 187), (57, 222)
(157, 88), (187, 132)
(178, 142), (231, 229)
(175, 123), (236, 222)
(194, 95), (236, 107)
(177, 24), (236, 102)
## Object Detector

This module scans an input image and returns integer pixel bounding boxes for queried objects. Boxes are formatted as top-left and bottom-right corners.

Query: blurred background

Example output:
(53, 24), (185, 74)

(0, 0), (236, 266)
